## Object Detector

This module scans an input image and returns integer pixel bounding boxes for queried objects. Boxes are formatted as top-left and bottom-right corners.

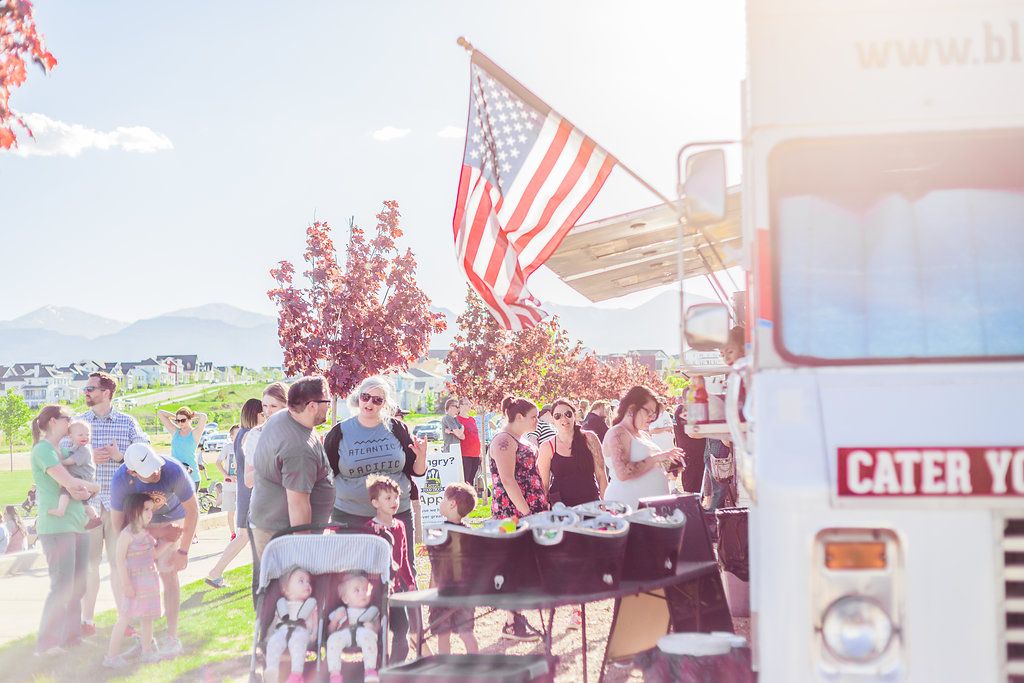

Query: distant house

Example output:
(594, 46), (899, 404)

(407, 367), (446, 394)
(119, 358), (162, 389)
(0, 363), (76, 407)
(629, 349), (671, 375)
(156, 355), (199, 384)
(598, 349), (670, 376)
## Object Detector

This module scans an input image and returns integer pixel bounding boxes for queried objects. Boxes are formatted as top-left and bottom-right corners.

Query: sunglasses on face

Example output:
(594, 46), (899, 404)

(310, 399), (331, 405)
(83, 386), (99, 393)
(552, 410), (574, 420)
(359, 393), (385, 406)
(173, 418), (188, 424)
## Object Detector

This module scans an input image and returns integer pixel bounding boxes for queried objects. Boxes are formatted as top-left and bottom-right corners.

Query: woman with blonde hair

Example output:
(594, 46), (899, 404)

(324, 375), (428, 662)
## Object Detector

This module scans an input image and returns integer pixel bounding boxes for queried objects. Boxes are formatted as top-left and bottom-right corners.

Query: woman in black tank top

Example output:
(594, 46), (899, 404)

(537, 398), (608, 506)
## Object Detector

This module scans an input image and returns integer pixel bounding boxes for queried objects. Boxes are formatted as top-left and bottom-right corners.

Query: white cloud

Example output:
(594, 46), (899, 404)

(436, 125), (465, 139)
(6, 113), (173, 157)
(371, 126), (411, 142)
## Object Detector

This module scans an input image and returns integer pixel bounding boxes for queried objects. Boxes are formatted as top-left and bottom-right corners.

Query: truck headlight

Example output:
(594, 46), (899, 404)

(821, 595), (894, 662)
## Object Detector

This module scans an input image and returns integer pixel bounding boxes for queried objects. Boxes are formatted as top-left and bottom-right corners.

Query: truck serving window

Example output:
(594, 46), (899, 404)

(769, 131), (1024, 363)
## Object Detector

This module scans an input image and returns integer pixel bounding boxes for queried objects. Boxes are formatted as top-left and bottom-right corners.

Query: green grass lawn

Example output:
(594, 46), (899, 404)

(0, 564), (255, 682)
(0, 469), (34, 510)
(127, 383), (266, 436)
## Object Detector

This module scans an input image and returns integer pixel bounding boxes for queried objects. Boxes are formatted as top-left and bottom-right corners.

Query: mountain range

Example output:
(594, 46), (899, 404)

(0, 291), (707, 367)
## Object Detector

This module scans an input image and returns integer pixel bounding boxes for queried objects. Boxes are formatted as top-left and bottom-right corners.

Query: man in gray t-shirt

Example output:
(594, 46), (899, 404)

(249, 376), (334, 561)
(441, 399), (464, 453)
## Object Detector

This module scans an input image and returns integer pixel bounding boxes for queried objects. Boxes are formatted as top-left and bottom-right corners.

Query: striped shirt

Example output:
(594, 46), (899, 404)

(77, 408), (150, 507)
(527, 420), (556, 445)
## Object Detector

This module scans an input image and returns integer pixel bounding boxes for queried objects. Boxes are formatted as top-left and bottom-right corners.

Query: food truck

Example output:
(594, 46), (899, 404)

(548, 0), (1024, 680)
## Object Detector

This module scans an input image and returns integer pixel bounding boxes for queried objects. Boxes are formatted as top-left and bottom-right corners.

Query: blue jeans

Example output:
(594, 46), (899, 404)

(703, 439), (738, 510)
(37, 532), (89, 652)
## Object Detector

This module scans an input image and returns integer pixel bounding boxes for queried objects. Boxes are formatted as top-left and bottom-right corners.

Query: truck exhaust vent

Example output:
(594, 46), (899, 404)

(1006, 516), (1024, 683)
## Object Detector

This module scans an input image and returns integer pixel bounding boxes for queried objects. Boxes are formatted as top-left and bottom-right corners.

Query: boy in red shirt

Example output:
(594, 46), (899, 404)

(365, 475), (415, 661)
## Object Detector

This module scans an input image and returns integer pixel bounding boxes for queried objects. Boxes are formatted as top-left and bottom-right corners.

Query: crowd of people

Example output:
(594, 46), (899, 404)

(23, 331), (743, 669)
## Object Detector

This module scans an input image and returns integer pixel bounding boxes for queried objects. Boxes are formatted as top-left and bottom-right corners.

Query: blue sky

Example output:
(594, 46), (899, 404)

(1, 0), (744, 322)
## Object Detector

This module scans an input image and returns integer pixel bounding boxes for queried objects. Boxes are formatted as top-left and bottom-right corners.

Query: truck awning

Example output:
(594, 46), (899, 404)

(544, 187), (742, 303)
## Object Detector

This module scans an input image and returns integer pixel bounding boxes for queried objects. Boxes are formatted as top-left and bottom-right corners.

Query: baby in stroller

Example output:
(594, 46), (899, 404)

(326, 573), (381, 683)
(251, 527), (394, 683)
(266, 566), (318, 683)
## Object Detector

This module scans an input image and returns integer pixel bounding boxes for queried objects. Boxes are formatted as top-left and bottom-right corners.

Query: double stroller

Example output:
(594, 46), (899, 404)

(251, 525), (394, 683)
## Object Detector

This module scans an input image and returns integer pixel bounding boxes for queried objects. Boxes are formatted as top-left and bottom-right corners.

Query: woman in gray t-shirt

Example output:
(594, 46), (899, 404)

(325, 376), (427, 551)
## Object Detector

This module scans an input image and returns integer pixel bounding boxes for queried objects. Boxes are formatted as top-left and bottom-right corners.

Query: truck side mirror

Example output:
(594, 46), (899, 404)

(683, 149), (727, 225)
(685, 303), (730, 351)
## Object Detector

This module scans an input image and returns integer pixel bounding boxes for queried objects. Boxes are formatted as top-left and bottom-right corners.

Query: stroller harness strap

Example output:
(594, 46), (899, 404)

(275, 597), (317, 641)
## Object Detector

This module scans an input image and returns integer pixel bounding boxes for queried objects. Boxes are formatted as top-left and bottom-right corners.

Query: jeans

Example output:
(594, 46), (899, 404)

(703, 439), (738, 510)
(37, 532), (89, 652)
(331, 507), (418, 662)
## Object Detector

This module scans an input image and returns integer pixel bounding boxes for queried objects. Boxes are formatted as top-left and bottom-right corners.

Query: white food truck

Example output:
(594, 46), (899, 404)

(549, 0), (1024, 680)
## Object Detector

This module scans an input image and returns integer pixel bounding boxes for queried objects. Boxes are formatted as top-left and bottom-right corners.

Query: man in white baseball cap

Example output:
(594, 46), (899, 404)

(110, 443), (198, 658)
(123, 442), (165, 480)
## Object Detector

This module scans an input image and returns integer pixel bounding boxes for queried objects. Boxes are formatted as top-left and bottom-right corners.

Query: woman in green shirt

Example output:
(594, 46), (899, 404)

(30, 404), (96, 656)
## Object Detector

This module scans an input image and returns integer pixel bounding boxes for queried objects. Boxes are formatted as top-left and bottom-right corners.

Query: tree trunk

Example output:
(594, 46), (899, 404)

(331, 395), (338, 426)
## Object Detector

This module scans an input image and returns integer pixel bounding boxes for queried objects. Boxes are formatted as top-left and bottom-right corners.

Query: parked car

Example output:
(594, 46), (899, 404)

(202, 432), (231, 453)
(413, 420), (442, 441)
(199, 423), (221, 449)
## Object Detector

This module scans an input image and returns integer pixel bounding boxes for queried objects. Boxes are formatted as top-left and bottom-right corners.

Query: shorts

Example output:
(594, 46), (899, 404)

(427, 606), (475, 635)
(221, 481), (237, 512)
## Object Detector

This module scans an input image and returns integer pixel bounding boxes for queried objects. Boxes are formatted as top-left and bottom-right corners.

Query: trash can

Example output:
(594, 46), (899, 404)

(645, 633), (735, 683)
(380, 654), (554, 682)
(715, 507), (749, 618)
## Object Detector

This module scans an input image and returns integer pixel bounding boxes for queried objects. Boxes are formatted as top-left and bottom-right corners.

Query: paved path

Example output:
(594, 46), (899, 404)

(0, 520), (249, 646)
(128, 381), (230, 407)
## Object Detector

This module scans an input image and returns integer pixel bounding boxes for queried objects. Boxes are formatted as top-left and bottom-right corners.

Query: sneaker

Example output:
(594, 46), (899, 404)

(501, 614), (540, 641)
(158, 637), (183, 657)
(102, 654), (131, 669)
(204, 576), (227, 589)
(34, 645), (67, 657)
(80, 622), (97, 638)
(140, 649), (163, 664)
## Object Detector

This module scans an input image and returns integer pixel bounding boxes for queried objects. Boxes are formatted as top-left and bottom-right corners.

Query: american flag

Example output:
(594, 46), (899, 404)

(452, 52), (616, 330)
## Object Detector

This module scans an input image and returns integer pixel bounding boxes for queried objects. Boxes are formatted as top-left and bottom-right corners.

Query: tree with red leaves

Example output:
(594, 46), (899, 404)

(447, 288), (668, 408)
(1, 0), (57, 149)
(268, 201), (446, 415)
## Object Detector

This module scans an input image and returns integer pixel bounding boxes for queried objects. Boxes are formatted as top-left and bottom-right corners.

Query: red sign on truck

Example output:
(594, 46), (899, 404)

(837, 447), (1024, 497)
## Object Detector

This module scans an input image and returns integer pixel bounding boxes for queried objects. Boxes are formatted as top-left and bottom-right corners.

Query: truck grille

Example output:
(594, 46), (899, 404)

(1007, 516), (1024, 682)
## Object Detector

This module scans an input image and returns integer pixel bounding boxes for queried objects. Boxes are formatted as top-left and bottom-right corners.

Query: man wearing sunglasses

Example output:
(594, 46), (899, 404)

(73, 371), (150, 637)
(248, 376), (335, 564)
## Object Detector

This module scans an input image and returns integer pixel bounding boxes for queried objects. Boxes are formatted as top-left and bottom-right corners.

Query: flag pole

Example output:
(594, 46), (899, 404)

(455, 37), (739, 307)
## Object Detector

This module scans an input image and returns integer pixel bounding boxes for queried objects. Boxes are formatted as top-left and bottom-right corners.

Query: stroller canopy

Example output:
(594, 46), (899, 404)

(257, 533), (392, 593)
